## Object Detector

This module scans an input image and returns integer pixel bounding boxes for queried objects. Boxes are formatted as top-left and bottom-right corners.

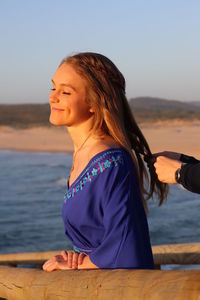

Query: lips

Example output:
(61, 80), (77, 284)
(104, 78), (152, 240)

(52, 107), (65, 112)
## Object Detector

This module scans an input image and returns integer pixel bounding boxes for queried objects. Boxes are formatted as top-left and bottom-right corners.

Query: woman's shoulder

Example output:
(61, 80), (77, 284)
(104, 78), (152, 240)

(86, 136), (130, 164)
(86, 145), (134, 177)
(86, 137), (120, 160)
(65, 146), (136, 201)
(81, 134), (135, 176)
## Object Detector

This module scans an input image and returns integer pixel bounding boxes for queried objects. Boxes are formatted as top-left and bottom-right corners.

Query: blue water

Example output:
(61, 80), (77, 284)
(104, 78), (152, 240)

(0, 150), (200, 258)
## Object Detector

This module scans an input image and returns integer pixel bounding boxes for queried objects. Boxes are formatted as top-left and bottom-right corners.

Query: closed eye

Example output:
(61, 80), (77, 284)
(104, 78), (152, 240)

(63, 92), (71, 95)
(50, 88), (71, 95)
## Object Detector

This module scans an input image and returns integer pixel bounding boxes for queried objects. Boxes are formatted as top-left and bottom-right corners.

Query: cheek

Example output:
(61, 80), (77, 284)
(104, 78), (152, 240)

(77, 99), (91, 115)
(76, 105), (92, 121)
(64, 107), (71, 118)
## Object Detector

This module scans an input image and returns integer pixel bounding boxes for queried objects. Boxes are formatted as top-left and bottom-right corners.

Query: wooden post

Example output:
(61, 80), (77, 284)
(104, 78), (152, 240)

(0, 266), (200, 300)
(0, 243), (200, 299)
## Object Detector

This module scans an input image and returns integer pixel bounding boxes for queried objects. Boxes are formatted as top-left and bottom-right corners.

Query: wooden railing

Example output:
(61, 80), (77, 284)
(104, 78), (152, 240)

(0, 243), (200, 268)
(0, 243), (200, 300)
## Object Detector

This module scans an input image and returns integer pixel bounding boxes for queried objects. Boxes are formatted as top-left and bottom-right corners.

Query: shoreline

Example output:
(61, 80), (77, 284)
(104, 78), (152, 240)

(1, 121), (200, 159)
(0, 126), (73, 154)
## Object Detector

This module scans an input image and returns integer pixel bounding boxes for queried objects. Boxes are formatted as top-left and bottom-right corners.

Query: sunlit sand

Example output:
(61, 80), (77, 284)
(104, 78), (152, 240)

(0, 121), (200, 159)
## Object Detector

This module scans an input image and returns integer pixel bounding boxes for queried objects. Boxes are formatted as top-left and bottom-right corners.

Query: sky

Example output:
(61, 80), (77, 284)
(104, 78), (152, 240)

(0, 0), (200, 104)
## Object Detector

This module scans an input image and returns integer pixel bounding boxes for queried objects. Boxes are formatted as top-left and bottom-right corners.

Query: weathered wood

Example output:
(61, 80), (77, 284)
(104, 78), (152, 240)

(0, 250), (60, 266)
(153, 243), (200, 265)
(0, 266), (200, 300)
(0, 243), (200, 267)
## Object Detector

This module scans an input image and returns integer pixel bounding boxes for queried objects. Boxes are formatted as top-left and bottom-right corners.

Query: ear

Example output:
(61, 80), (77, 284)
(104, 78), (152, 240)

(89, 107), (94, 113)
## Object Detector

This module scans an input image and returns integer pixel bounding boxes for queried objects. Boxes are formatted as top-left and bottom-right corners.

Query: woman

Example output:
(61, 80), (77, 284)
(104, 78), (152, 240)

(43, 52), (168, 271)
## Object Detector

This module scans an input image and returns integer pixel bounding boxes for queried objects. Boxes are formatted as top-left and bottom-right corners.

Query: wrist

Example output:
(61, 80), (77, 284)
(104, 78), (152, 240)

(175, 163), (184, 184)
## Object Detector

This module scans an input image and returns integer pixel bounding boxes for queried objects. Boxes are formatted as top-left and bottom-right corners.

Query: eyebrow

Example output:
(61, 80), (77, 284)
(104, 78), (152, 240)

(51, 79), (77, 91)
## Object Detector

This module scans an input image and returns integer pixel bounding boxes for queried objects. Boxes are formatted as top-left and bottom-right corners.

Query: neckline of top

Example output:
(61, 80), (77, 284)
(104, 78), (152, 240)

(67, 147), (126, 190)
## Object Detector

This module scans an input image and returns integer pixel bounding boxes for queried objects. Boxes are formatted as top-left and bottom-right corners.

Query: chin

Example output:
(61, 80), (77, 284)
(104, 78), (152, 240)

(49, 116), (66, 126)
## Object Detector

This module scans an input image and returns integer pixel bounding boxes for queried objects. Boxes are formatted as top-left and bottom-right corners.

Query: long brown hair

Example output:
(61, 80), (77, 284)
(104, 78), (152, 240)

(60, 52), (168, 210)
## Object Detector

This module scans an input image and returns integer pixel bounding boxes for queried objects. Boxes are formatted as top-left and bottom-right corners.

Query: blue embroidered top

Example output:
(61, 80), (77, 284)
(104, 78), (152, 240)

(62, 147), (154, 269)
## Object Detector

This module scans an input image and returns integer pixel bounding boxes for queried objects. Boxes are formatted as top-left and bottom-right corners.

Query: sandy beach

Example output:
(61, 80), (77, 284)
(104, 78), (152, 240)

(0, 121), (200, 159)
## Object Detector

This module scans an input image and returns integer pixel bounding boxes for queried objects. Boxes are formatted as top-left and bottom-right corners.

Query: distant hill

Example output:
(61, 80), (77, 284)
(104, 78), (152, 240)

(0, 104), (50, 127)
(129, 97), (200, 122)
(190, 101), (200, 107)
(0, 97), (200, 127)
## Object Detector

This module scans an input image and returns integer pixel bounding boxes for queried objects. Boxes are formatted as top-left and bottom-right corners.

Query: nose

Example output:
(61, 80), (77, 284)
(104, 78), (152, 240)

(49, 91), (59, 104)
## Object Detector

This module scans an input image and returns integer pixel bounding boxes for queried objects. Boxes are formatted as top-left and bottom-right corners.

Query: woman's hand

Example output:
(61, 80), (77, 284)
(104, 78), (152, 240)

(60, 250), (87, 269)
(42, 250), (87, 272)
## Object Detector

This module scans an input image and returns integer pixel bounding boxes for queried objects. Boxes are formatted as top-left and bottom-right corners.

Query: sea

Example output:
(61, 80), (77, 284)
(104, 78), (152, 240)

(0, 150), (200, 269)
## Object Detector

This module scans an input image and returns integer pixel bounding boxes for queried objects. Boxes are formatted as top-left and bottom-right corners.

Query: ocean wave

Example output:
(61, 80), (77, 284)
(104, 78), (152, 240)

(47, 163), (65, 167)
(55, 178), (68, 186)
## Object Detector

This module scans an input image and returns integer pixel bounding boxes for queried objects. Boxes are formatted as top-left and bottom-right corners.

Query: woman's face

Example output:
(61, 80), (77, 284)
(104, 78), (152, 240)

(49, 63), (93, 127)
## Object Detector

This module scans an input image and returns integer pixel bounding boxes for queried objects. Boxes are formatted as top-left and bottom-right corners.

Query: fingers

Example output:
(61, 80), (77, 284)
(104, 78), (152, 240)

(61, 250), (68, 261)
(153, 157), (167, 182)
(42, 256), (59, 272)
(61, 250), (78, 269)
(72, 252), (79, 269)
(153, 156), (181, 184)
(65, 250), (72, 268)
(42, 251), (88, 272)
(78, 252), (86, 265)
(154, 156), (170, 167)
(154, 155), (164, 164)
(64, 250), (87, 268)
(42, 255), (70, 272)
(68, 251), (79, 269)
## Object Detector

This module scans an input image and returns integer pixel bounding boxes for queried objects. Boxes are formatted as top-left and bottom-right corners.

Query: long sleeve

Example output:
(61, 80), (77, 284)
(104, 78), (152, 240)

(89, 161), (154, 269)
(180, 163), (200, 194)
(180, 153), (199, 164)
